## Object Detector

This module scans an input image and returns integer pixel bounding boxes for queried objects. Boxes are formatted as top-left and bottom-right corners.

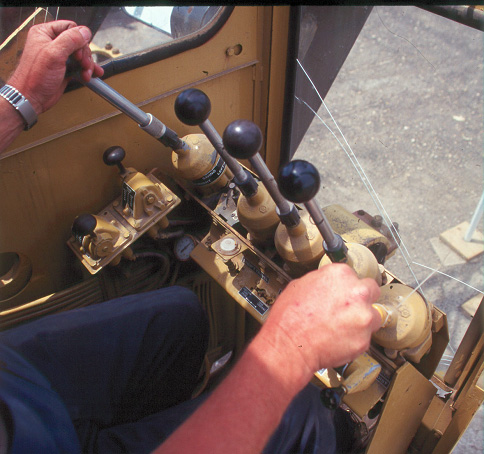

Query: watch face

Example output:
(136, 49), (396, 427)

(174, 235), (196, 261)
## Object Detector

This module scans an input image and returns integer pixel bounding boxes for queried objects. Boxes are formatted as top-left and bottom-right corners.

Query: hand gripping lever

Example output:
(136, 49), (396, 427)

(278, 159), (387, 408)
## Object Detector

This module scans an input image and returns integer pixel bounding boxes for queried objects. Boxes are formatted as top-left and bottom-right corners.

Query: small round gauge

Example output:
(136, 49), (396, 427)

(174, 235), (197, 261)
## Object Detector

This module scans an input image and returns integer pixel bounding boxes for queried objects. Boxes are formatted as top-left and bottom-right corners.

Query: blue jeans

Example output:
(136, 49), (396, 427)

(0, 286), (336, 453)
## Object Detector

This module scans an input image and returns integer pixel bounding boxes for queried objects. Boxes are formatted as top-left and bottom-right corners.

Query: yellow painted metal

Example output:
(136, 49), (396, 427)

(171, 134), (233, 195)
(66, 169), (180, 274)
(323, 204), (392, 255)
(315, 352), (382, 396)
(274, 209), (326, 277)
(431, 379), (484, 454)
(444, 296), (484, 388)
(0, 252), (32, 304)
(427, 298), (484, 453)
(120, 169), (169, 221)
(412, 396), (454, 452)
(372, 283), (433, 362)
(263, 6), (290, 173)
(341, 370), (390, 420)
(342, 353), (382, 394)
(236, 185), (280, 244)
(320, 242), (383, 285)
(366, 362), (436, 454)
(0, 7), (272, 306)
(89, 42), (123, 61)
(81, 215), (121, 259)
(186, 184), (291, 323)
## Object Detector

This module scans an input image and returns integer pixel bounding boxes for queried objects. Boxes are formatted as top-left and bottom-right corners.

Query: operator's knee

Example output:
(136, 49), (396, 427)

(139, 286), (209, 356)
(264, 384), (336, 454)
(155, 285), (208, 336)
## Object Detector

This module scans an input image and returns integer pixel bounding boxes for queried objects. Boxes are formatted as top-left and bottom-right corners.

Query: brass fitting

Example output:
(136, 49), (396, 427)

(121, 170), (168, 220)
(80, 216), (121, 260)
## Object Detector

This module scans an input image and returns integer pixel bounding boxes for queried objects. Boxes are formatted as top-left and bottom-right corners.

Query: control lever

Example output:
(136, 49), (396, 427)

(175, 89), (258, 197)
(72, 213), (98, 241)
(223, 121), (326, 275)
(68, 60), (231, 194)
(103, 146), (170, 227)
(223, 120), (299, 226)
(68, 146), (181, 274)
(175, 90), (279, 243)
(67, 57), (182, 149)
(103, 144), (127, 174)
(278, 159), (387, 406)
(71, 213), (133, 266)
(279, 160), (383, 284)
(278, 159), (348, 263)
(277, 161), (435, 359)
(278, 160), (434, 407)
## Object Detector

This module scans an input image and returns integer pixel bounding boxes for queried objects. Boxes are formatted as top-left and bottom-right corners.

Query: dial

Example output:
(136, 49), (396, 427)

(174, 235), (197, 261)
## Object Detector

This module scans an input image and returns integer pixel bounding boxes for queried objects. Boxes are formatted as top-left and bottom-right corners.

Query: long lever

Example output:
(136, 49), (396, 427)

(223, 120), (300, 227)
(278, 159), (348, 262)
(174, 89), (258, 197)
(278, 159), (388, 318)
(67, 58), (183, 150)
(277, 160), (390, 409)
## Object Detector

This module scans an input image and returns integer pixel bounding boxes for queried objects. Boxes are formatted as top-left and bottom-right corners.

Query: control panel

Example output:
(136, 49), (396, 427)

(65, 78), (449, 442)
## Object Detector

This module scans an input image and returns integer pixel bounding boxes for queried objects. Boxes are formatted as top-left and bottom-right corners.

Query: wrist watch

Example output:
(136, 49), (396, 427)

(0, 84), (38, 130)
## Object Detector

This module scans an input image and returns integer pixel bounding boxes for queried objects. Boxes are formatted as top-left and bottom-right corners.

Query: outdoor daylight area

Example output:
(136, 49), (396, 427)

(295, 6), (483, 452)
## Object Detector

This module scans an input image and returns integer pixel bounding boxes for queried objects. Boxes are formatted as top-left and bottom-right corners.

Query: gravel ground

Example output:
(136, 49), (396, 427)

(295, 6), (483, 452)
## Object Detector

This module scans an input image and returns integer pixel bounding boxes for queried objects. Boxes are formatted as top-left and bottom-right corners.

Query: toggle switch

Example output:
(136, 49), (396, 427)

(103, 146), (170, 226)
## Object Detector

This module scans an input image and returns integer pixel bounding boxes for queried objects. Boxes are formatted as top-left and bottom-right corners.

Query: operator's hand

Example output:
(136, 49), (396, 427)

(7, 20), (104, 116)
(260, 263), (381, 381)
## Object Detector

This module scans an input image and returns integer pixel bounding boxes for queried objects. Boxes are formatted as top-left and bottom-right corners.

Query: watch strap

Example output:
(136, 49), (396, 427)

(0, 84), (38, 130)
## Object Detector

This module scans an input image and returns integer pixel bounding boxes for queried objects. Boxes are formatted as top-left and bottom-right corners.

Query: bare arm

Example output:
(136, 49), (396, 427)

(0, 20), (103, 155)
(155, 263), (382, 454)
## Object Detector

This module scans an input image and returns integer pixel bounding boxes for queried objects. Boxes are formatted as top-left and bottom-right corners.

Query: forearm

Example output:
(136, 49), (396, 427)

(0, 21), (103, 156)
(155, 328), (312, 454)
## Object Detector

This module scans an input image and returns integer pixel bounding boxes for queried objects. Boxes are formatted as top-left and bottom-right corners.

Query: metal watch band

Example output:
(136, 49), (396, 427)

(0, 84), (38, 130)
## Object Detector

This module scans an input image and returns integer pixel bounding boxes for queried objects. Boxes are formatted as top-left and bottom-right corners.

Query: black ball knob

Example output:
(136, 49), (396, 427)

(103, 146), (126, 167)
(175, 88), (211, 126)
(72, 214), (97, 237)
(223, 120), (263, 160)
(278, 159), (321, 204)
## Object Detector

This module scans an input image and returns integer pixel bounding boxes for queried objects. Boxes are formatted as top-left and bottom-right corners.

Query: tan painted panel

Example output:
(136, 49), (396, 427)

(4, 7), (261, 155)
(0, 5), (292, 307)
(0, 66), (256, 307)
(367, 362), (436, 454)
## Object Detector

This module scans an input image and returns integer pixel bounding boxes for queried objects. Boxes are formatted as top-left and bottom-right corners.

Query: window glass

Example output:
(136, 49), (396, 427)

(91, 6), (223, 63)
(0, 6), (225, 73)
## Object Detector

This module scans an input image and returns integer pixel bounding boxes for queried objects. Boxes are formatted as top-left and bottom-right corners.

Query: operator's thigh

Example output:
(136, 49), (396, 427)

(0, 286), (208, 425)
